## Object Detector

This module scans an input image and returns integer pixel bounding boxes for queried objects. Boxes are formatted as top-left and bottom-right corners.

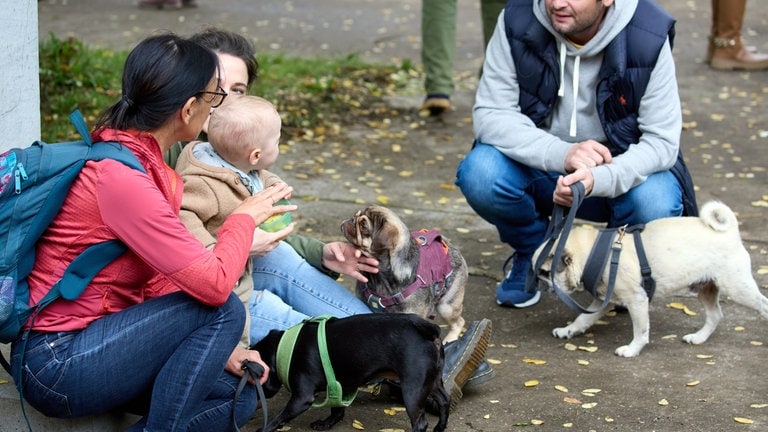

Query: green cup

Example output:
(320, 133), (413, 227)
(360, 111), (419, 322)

(259, 199), (292, 232)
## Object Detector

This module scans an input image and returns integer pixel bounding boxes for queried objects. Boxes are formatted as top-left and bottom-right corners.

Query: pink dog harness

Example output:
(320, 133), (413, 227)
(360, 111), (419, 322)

(361, 229), (454, 317)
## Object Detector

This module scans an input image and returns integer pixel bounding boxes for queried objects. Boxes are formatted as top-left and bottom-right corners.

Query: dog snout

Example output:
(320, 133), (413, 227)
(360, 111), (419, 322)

(536, 270), (553, 291)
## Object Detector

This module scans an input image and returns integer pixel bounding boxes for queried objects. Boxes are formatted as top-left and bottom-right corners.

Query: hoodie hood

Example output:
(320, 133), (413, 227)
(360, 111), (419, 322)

(529, 0), (638, 139)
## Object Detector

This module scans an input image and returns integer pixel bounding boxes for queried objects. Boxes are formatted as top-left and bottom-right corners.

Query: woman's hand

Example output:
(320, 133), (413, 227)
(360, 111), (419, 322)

(232, 182), (295, 226)
(225, 347), (270, 385)
(250, 223), (295, 257)
(321, 242), (379, 283)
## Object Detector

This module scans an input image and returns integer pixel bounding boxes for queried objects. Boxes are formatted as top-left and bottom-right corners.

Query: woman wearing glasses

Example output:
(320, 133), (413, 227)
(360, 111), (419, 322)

(9, 33), (286, 431)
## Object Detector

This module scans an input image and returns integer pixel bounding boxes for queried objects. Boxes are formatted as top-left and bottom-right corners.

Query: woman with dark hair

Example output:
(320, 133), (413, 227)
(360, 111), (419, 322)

(9, 33), (291, 431)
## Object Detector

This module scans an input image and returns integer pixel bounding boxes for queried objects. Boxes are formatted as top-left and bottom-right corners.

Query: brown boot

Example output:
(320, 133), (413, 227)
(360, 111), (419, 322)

(709, 0), (768, 70)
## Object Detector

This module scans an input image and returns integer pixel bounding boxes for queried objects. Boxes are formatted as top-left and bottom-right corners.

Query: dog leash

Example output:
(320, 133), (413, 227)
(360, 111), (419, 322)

(529, 183), (620, 314)
(233, 359), (268, 432)
(530, 183), (656, 313)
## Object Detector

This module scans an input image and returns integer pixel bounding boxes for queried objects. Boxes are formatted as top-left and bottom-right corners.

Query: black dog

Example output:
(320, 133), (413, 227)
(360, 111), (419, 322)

(250, 313), (450, 432)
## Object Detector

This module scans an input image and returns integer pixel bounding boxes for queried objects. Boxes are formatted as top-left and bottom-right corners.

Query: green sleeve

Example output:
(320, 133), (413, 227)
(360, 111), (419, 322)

(283, 234), (340, 279)
(164, 141), (184, 168)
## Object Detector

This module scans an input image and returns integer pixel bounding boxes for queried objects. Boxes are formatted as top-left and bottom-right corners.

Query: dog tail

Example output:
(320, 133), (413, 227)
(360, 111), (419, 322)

(698, 201), (738, 232)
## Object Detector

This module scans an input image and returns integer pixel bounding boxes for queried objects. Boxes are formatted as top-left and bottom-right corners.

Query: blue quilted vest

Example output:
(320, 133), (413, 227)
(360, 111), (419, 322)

(503, 0), (697, 216)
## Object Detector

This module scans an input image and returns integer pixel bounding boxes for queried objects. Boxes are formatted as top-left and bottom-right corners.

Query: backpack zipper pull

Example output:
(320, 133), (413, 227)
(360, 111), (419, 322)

(14, 163), (27, 194)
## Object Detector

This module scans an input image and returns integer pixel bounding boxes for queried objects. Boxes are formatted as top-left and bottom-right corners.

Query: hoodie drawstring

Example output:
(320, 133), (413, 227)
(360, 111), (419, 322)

(557, 41), (581, 138)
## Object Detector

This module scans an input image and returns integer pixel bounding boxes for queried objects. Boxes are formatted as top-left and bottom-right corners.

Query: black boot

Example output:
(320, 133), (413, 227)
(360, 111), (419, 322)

(440, 319), (492, 411)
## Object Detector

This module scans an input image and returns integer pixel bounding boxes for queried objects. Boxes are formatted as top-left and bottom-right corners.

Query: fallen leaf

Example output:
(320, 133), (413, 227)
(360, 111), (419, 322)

(564, 397), (582, 405)
(577, 359), (590, 366)
(555, 385), (569, 393)
(376, 196), (389, 205)
(522, 358), (547, 365)
(524, 380), (539, 387)
(686, 381), (700, 387)
(530, 419), (544, 425)
(750, 404), (768, 408)
(734, 417), (754, 424)
(605, 416), (615, 423)
(564, 343), (578, 351)
(696, 354), (714, 359)
(487, 358), (502, 365)
(352, 419), (365, 429)
(667, 302), (686, 310)
(581, 402), (597, 409)
(455, 227), (470, 234)
(578, 345), (598, 353)
(659, 399), (669, 406)
(734, 326), (745, 331)
(563, 422), (574, 428)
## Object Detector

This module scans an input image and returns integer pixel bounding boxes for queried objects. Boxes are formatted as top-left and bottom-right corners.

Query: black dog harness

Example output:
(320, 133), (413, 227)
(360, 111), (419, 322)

(361, 229), (453, 317)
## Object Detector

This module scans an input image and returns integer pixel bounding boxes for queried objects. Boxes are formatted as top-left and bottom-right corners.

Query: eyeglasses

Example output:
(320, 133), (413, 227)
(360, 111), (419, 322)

(196, 86), (228, 108)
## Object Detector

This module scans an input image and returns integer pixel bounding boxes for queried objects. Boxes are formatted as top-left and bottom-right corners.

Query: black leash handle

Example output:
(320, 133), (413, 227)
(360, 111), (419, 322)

(233, 360), (268, 432)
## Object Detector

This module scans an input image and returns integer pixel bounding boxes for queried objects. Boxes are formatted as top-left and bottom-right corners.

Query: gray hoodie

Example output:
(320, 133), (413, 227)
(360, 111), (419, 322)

(473, 0), (682, 198)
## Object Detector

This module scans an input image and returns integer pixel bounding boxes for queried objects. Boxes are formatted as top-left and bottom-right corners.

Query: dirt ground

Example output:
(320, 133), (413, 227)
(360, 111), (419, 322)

(32, 1), (768, 431)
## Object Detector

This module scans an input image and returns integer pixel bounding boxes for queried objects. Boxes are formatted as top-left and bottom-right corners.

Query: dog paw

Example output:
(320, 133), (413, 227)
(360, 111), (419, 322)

(614, 344), (641, 358)
(682, 333), (707, 345)
(552, 327), (575, 339)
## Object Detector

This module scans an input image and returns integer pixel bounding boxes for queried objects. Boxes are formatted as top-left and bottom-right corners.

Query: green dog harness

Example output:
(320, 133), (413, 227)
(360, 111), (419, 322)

(275, 315), (358, 408)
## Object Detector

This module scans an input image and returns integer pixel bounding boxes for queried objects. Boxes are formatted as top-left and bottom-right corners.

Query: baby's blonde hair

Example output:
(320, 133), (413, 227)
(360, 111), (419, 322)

(207, 95), (280, 164)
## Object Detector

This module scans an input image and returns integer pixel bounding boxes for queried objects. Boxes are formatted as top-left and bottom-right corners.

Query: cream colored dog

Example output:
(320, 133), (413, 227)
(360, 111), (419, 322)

(533, 201), (768, 358)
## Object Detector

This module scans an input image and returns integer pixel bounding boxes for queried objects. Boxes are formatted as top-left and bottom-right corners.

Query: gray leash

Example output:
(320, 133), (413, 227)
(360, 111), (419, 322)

(528, 183), (621, 314)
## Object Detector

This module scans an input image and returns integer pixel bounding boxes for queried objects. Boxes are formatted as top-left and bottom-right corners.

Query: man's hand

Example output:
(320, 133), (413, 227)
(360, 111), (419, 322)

(321, 241), (379, 283)
(554, 168), (594, 207)
(564, 139), (612, 172)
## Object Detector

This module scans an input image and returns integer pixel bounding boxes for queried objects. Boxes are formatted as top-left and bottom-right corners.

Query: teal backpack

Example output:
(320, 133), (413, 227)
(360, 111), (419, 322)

(0, 110), (145, 373)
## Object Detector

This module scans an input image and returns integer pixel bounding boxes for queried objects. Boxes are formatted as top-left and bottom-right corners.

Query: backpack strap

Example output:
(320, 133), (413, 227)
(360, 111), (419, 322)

(69, 110), (94, 146)
(55, 240), (128, 301)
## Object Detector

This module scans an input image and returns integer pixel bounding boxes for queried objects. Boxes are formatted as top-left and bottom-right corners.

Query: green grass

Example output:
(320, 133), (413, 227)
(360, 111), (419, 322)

(39, 34), (418, 143)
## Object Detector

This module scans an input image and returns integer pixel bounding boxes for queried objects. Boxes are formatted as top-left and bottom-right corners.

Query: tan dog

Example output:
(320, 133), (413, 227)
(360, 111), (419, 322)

(533, 201), (768, 357)
(340, 206), (467, 343)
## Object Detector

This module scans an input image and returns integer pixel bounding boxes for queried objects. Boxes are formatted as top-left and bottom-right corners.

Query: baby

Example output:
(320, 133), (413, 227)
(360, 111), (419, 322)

(177, 95), (290, 348)
(201, 95), (284, 193)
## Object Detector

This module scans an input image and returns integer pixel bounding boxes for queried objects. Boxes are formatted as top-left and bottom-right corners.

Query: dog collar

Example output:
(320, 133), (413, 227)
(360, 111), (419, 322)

(275, 315), (358, 408)
(362, 229), (453, 316)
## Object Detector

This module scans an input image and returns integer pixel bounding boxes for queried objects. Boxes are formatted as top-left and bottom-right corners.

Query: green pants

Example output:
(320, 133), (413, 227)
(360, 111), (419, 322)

(421, 0), (506, 96)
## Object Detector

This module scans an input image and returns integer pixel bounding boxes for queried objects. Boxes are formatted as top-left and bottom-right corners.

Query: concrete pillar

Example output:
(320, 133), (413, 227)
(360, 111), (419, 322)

(1, 1), (40, 152)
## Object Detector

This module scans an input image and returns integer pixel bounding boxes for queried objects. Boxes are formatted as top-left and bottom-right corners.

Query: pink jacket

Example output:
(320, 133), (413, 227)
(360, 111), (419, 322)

(25, 128), (255, 332)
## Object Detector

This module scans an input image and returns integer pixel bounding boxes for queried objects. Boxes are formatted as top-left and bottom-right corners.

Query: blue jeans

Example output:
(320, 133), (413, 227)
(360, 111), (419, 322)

(10, 291), (256, 432)
(249, 242), (372, 343)
(455, 142), (683, 256)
